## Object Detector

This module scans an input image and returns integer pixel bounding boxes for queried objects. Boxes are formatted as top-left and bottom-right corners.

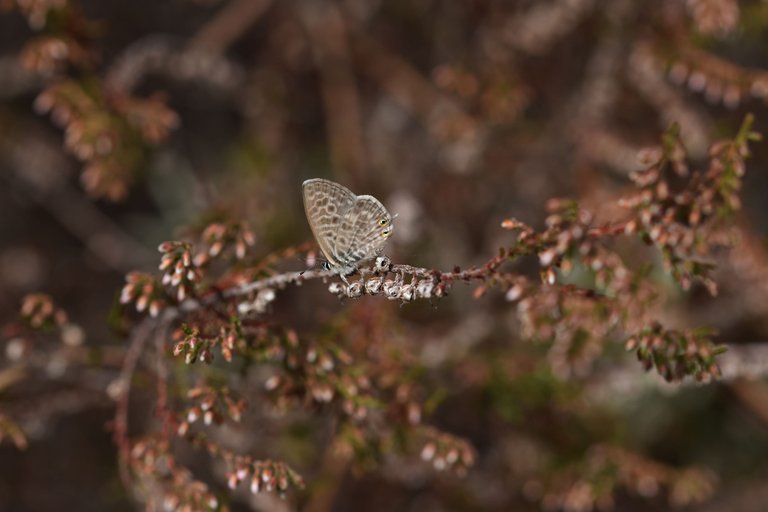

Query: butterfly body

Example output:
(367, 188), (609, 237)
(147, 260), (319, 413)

(302, 178), (393, 278)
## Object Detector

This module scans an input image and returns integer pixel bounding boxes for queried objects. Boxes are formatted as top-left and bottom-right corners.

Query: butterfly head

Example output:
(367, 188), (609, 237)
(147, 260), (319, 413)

(380, 213), (396, 238)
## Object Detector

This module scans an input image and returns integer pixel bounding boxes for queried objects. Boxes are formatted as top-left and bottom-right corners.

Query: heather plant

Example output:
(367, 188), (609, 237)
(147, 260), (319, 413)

(99, 116), (752, 510)
(4, 1), (768, 512)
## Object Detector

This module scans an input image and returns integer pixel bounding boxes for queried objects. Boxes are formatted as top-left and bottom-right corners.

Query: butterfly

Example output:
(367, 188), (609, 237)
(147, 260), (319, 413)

(302, 178), (394, 279)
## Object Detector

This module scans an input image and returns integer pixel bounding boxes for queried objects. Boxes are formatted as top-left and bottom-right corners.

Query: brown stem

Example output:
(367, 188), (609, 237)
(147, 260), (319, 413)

(114, 317), (156, 489)
(189, 0), (274, 54)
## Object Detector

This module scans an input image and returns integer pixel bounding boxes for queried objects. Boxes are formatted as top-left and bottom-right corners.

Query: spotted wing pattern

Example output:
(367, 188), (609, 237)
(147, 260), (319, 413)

(302, 178), (393, 273)
(302, 179), (356, 267)
(334, 195), (392, 267)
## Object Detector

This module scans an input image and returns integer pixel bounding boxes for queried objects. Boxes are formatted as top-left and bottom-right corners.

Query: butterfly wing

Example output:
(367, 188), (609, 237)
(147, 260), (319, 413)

(302, 179), (356, 267)
(334, 195), (393, 267)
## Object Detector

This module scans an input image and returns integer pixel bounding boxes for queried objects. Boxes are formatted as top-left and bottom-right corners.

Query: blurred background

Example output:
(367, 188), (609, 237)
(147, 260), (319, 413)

(3, 0), (768, 511)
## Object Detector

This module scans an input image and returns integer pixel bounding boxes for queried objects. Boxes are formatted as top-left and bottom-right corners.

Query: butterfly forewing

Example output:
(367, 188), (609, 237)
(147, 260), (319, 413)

(302, 179), (356, 266)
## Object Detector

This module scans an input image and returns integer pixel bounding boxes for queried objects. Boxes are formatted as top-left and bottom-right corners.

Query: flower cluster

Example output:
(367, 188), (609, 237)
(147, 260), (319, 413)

(327, 275), (443, 302)
(131, 432), (305, 509)
(223, 457), (304, 498)
(659, 39), (768, 110)
(172, 324), (228, 364)
(35, 80), (178, 199)
(19, 292), (67, 329)
(20, 35), (90, 76)
(419, 428), (476, 476)
(192, 221), (257, 266)
(262, 335), (375, 418)
(685, 0), (739, 37)
(6, 0), (180, 201)
(536, 445), (717, 511)
(158, 241), (202, 303)
(6, 293), (84, 361)
(177, 386), (247, 436)
(626, 324), (725, 382)
(620, 118), (759, 293)
(120, 272), (165, 317)
(129, 437), (222, 512)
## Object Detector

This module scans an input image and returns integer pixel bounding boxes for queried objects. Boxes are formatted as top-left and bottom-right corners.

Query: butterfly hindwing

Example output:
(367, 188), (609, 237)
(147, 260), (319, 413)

(335, 195), (392, 267)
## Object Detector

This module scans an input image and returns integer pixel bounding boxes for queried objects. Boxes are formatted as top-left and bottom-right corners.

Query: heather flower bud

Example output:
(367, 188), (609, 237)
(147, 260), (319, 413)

(264, 375), (280, 390)
(120, 284), (135, 303)
(383, 280), (400, 299)
(347, 281), (363, 298)
(135, 294), (148, 312)
(415, 279), (434, 298)
(365, 278), (383, 294)
(187, 407), (200, 423)
(539, 248), (556, 267)
(328, 282), (345, 296)
(209, 241), (223, 257)
(421, 444), (437, 463)
(506, 284), (523, 302)
(157, 241), (176, 252)
(375, 256), (391, 272)
(149, 300), (161, 318)
(236, 240), (246, 259)
(319, 354), (334, 372)
(250, 475), (261, 494)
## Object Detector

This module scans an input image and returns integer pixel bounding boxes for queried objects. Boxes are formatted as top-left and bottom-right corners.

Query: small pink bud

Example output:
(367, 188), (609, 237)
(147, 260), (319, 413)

(421, 442), (436, 461)
(120, 284), (135, 304)
(209, 241), (223, 257)
(187, 407), (200, 423)
(539, 248), (556, 267)
(135, 294), (148, 312)
(505, 284), (523, 302)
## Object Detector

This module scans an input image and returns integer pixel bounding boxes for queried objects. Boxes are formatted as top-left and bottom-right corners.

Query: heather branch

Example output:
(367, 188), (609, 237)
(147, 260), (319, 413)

(123, 115), (757, 383)
(108, 115), (760, 510)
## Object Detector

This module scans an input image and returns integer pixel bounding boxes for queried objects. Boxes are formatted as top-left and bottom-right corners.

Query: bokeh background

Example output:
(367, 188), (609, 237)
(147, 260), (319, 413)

(3, 0), (768, 511)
